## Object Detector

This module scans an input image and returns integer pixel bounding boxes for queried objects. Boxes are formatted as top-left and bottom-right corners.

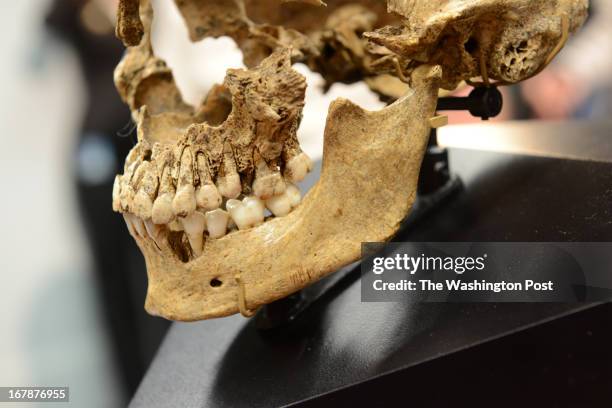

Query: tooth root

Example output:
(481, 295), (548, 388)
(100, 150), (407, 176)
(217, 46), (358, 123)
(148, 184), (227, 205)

(265, 193), (292, 217)
(205, 208), (229, 239)
(243, 196), (265, 226)
(285, 152), (312, 183)
(253, 160), (286, 199)
(181, 211), (206, 257)
(152, 165), (176, 224)
(173, 148), (197, 217)
(196, 184), (222, 210)
(285, 184), (302, 208)
(226, 199), (254, 230)
(216, 143), (242, 199)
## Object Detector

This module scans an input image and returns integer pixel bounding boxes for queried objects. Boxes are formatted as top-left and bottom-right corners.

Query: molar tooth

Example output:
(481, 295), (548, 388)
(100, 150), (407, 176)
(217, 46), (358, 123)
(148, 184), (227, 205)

(226, 199), (253, 230)
(195, 184), (222, 210)
(253, 156), (286, 199)
(265, 194), (292, 217)
(205, 208), (230, 239)
(181, 211), (206, 257)
(285, 152), (312, 183)
(243, 196), (265, 225)
(285, 184), (302, 208)
(124, 213), (146, 237)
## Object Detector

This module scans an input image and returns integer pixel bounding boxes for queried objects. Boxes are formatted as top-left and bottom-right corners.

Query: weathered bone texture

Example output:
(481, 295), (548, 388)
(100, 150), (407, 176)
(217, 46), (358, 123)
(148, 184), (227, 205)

(113, 0), (586, 320)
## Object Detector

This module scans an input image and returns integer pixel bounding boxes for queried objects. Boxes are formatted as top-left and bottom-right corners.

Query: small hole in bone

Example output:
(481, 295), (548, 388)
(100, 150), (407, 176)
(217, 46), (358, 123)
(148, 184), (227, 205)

(151, 0), (245, 107)
(210, 278), (223, 288)
(464, 37), (478, 54)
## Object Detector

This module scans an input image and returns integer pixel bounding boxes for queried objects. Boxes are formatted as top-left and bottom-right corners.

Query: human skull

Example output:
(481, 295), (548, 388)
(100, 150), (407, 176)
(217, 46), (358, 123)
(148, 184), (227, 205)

(112, 0), (587, 320)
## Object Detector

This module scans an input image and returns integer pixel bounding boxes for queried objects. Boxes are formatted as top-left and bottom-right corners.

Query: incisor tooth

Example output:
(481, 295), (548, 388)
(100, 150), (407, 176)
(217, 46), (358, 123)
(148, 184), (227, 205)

(125, 213), (146, 237)
(285, 184), (302, 208)
(265, 194), (291, 217)
(181, 211), (206, 257)
(112, 176), (122, 212)
(123, 213), (137, 237)
(152, 193), (174, 225)
(226, 199), (252, 230)
(133, 190), (154, 219)
(205, 208), (229, 239)
(243, 196), (265, 226)
(144, 220), (164, 248)
(285, 152), (312, 183)
(196, 184), (222, 210)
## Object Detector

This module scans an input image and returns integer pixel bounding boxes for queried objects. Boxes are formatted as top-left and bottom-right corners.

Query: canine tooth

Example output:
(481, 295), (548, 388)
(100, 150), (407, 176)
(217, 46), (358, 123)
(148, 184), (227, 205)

(243, 196), (265, 225)
(196, 184), (222, 210)
(285, 184), (302, 208)
(172, 184), (197, 217)
(181, 211), (206, 257)
(205, 208), (229, 239)
(152, 193), (174, 224)
(226, 199), (253, 230)
(285, 152), (312, 183)
(133, 190), (154, 219)
(265, 194), (292, 217)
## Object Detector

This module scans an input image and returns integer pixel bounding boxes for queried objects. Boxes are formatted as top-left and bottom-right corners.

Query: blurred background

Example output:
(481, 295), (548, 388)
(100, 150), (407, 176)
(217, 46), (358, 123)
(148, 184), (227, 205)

(0, 0), (609, 407)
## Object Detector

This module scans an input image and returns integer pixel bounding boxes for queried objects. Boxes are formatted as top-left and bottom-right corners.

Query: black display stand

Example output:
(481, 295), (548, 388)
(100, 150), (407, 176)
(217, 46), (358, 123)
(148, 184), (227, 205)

(130, 121), (612, 407)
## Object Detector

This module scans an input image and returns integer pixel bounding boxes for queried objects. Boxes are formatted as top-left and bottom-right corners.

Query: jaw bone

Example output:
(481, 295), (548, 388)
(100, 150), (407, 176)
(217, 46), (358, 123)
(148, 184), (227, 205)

(112, 0), (585, 321)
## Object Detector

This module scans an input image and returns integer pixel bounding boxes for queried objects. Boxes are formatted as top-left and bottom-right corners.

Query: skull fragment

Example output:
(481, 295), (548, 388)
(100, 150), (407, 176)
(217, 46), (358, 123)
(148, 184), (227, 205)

(112, 0), (587, 320)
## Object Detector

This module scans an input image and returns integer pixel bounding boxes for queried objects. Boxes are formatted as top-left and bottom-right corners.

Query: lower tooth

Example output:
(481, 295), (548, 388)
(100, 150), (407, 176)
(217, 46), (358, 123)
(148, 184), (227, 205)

(168, 219), (184, 231)
(205, 208), (229, 239)
(243, 196), (265, 225)
(181, 211), (206, 257)
(144, 220), (164, 247)
(125, 213), (146, 237)
(285, 184), (302, 207)
(265, 194), (291, 217)
(123, 214), (137, 237)
(226, 199), (253, 230)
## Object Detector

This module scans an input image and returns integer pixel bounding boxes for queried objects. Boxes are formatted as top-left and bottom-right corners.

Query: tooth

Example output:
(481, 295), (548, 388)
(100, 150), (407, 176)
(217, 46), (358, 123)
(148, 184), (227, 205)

(112, 176), (122, 212)
(243, 196), (265, 225)
(173, 148), (197, 217)
(124, 213), (146, 237)
(226, 199), (254, 230)
(168, 219), (184, 231)
(144, 220), (164, 248)
(265, 193), (292, 217)
(133, 162), (159, 219)
(152, 193), (174, 225)
(285, 152), (312, 183)
(253, 155), (286, 199)
(123, 213), (137, 237)
(216, 143), (242, 199)
(181, 211), (206, 257)
(205, 208), (230, 239)
(285, 184), (302, 208)
(196, 184), (222, 210)
(152, 165), (175, 224)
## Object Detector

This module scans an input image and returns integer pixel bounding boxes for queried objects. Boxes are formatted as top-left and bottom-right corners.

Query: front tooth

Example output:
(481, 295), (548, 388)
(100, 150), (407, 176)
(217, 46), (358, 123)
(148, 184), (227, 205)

(112, 176), (122, 212)
(265, 194), (291, 217)
(205, 208), (229, 239)
(195, 183), (222, 210)
(285, 184), (302, 208)
(152, 193), (174, 224)
(243, 196), (265, 225)
(123, 213), (137, 237)
(172, 184), (197, 217)
(285, 152), (312, 183)
(226, 199), (253, 230)
(125, 213), (146, 237)
(180, 211), (206, 257)
(144, 220), (164, 248)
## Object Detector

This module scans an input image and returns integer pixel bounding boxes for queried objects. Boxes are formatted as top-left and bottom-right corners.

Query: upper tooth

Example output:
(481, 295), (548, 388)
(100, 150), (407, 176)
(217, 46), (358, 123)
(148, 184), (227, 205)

(285, 184), (302, 208)
(243, 196), (265, 225)
(265, 194), (291, 217)
(180, 211), (206, 257)
(217, 174), (242, 199)
(172, 184), (197, 217)
(285, 152), (312, 183)
(205, 208), (229, 239)
(226, 199), (252, 230)
(152, 193), (174, 224)
(195, 184), (222, 210)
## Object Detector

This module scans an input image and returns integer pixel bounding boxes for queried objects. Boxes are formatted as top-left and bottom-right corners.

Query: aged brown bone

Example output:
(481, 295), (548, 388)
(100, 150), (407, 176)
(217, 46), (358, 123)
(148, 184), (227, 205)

(112, 0), (586, 320)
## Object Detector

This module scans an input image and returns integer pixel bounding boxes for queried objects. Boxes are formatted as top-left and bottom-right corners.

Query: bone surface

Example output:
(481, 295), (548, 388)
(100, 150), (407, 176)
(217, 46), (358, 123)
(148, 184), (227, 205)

(112, 0), (586, 320)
